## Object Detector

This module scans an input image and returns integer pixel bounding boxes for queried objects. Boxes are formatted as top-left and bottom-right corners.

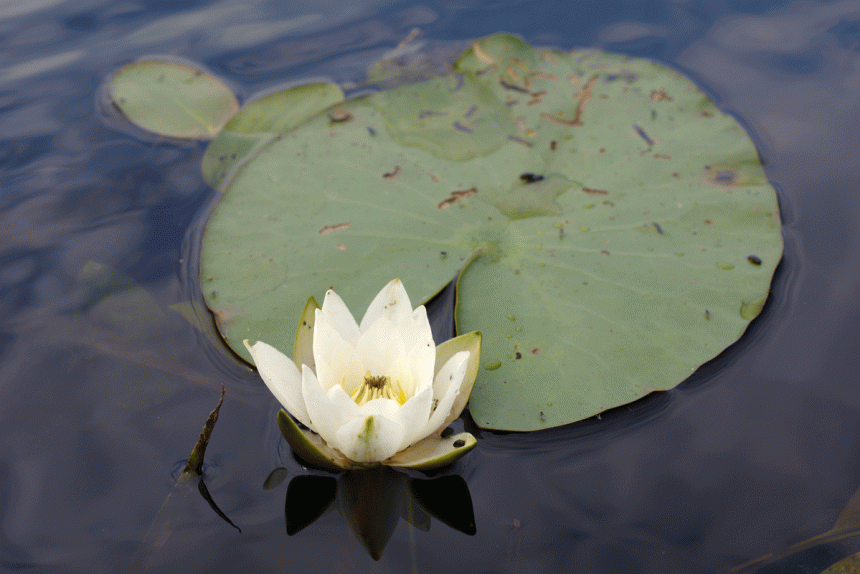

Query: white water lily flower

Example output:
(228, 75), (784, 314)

(245, 279), (481, 470)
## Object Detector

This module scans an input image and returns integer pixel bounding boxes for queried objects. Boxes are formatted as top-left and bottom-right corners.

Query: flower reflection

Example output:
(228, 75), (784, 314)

(264, 466), (476, 560)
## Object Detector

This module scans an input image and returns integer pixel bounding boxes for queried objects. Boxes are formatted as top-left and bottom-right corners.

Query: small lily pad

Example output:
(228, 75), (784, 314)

(109, 61), (238, 139)
(199, 34), (782, 431)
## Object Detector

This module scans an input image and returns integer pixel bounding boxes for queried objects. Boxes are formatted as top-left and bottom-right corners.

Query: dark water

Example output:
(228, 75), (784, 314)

(3, 0), (860, 572)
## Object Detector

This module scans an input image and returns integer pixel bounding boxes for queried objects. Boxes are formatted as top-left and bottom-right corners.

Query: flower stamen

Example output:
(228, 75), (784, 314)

(351, 370), (407, 406)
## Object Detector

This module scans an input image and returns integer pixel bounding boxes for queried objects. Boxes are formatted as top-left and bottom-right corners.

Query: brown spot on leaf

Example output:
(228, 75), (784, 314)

(650, 88), (673, 101)
(327, 109), (352, 122)
(508, 135), (533, 147)
(319, 222), (351, 235)
(500, 79), (530, 93)
(570, 74), (599, 125)
(471, 42), (496, 64)
(476, 63), (498, 76)
(527, 90), (547, 106)
(510, 57), (534, 75)
(582, 187), (609, 195)
(383, 166), (401, 179)
(438, 187), (478, 209)
(453, 121), (473, 133)
(540, 112), (579, 126)
(336, 243), (347, 251)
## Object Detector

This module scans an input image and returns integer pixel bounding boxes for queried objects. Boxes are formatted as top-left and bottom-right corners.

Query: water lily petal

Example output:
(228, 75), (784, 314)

(302, 364), (349, 448)
(327, 383), (364, 420)
(318, 288), (360, 346)
(431, 350), (470, 402)
(313, 318), (366, 394)
(336, 414), (404, 463)
(424, 351), (469, 436)
(435, 332), (482, 426)
(407, 335), (436, 394)
(356, 396), (402, 420)
(356, 316), (406, 375)
(399, 305), (434, 355)
(359, 279), (412, 333)
(244, 339), (311, 428)
(393, 386), (434, 450)
(386, 431), (477, 470)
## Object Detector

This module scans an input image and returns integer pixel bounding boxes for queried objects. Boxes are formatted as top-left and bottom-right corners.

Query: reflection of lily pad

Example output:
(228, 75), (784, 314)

(199, 33), (782, 431)
(109, 61), (238, 139)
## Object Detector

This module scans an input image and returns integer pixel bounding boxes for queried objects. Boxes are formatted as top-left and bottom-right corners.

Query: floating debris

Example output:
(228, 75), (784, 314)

(520, 173), (544, 183)
(453, 120), (473, 133)
(500, 79), (530, 93)
(418, 109), (447, 119)
(507, 135), (533, 147)
(634, 124), (654, 147)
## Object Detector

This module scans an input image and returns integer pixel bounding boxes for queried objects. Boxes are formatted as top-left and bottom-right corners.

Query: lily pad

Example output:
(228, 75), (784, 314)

(199, 34), (782, 431)
(109, 61), (239, 139)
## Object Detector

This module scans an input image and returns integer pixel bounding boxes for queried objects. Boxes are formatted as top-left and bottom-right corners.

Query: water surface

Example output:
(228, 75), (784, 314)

(3, 0), (860, 572)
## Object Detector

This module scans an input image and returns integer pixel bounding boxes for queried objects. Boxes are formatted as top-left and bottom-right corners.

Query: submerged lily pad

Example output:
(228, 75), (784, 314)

(109, 61), (239, 139)
(200, 34), (782, 431)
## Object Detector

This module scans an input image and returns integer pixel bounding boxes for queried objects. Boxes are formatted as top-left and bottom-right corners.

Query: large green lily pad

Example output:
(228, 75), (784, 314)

(199, 34), (782, 431)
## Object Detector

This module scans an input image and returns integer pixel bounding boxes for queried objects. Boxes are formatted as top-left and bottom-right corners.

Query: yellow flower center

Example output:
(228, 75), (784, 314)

(351, 371), (408, 406)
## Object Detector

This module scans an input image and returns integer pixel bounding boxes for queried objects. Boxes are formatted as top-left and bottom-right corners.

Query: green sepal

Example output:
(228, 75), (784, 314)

(277, 409), (350, 472)
(386, 432), (477, 470)
(293, 296), (320, 374)
(435, 331), (482, 427)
